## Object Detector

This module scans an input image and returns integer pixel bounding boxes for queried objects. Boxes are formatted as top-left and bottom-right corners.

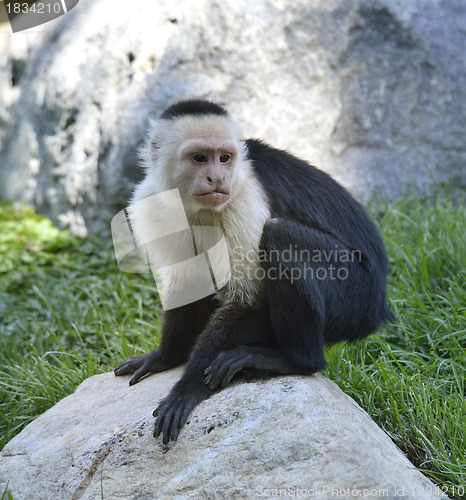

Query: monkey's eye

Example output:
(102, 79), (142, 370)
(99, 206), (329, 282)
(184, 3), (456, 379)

(192, 154), (208, 163)
(220, 154), (231, 163)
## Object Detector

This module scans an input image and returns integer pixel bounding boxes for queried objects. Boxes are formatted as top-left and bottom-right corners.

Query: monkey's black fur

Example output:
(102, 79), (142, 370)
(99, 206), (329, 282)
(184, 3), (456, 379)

(160, 99), (228, 120)
(115, 100), (395, 444)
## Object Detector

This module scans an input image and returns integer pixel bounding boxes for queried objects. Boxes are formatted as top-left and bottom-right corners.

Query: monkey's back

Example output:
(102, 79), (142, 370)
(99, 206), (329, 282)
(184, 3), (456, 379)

(245, 139), (387, 269)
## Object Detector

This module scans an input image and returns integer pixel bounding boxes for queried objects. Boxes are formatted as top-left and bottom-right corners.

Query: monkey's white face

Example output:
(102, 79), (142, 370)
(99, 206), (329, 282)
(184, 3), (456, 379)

(139, 114), (244, 214)
(177, 137), (238, 209)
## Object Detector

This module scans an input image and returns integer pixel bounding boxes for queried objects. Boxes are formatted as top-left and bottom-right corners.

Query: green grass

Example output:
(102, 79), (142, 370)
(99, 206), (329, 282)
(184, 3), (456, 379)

(0, 201), (162, 444)
(0, 192), (465, 497)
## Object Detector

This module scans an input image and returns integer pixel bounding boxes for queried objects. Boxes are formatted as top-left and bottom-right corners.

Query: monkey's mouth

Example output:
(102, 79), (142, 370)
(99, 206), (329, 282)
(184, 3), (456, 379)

(193, 191), (231, 207)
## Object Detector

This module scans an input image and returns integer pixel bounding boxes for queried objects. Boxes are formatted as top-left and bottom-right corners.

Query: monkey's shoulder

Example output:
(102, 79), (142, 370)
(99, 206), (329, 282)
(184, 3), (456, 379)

(243, 138), (358, 213)
(244, 138), (339, 189)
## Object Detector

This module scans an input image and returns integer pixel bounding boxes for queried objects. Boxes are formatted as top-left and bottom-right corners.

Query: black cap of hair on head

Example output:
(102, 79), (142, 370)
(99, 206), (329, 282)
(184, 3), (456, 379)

(160, 99), (228, 120)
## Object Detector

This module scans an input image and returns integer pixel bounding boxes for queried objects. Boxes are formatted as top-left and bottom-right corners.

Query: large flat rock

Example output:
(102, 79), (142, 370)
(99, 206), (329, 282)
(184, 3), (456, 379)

(0, 369), (445, 499)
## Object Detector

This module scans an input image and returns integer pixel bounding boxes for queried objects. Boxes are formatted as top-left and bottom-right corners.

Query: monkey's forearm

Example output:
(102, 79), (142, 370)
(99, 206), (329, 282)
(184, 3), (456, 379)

(152, 304), (270, 443)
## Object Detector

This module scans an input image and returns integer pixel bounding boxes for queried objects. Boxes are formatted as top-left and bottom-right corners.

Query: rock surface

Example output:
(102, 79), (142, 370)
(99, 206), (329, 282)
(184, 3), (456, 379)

(0, 369), (446, 499)
(0, 0), (465, 235)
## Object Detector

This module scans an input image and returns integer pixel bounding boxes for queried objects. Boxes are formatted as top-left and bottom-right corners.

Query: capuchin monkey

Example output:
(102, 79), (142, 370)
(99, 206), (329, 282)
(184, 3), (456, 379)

(115, 99), (395, 444)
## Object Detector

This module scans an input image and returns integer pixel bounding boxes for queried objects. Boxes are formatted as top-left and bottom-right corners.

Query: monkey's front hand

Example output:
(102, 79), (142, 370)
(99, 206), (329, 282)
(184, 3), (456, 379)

(153, 382), (211, 444)
(114, 350), (167, 386)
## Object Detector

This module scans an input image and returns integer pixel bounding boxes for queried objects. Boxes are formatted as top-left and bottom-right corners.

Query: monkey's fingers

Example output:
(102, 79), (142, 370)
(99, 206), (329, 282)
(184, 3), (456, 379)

(161, 407), (176, 444)
(115, 354), (156, 386)
(153, 399), (180, 444)
(114, 354), (146, 376)
(129, 365), (151, 386)
(167, 400), (195, 442)
(204, 351), (246, 390)
(153, 398), (188, 444)
(153, 388), (210, 443)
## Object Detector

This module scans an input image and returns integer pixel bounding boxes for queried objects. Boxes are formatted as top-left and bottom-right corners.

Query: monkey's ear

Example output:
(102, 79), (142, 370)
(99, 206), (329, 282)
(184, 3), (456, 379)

(139, 118), (165, 166)
(138, 118), (162, 168)
(147, 118), (163, 152)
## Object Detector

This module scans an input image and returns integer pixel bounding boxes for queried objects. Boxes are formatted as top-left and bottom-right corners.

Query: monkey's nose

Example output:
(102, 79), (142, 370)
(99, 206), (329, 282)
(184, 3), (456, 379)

(206, 173), (226, 187)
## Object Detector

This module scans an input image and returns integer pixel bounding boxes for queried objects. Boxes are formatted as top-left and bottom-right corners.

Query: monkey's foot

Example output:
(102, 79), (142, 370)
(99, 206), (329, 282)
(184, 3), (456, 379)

(153, 383), (211, 444)
(203, 346), (257, 390)
(114, 350), (170, 386)
(204, 345), (314, 390)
